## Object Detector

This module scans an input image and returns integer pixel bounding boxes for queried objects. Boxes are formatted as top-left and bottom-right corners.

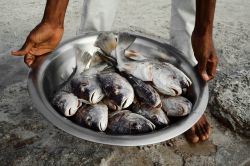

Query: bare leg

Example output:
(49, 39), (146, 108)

(170, 0), (211, 143)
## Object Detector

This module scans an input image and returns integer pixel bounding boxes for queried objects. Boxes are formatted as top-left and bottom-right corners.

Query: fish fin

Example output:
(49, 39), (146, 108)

(115, 32), (136, 68)
(50, 66), (77, 99)
(95, 50), (117, 66)
(74, 46), (92, 74)
(117, 32), (136, 50)
(124, 50), (148, 61)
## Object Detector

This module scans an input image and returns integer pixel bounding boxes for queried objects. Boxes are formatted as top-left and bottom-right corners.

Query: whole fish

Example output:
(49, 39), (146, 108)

(131, 104), (169, 128)
(107, 110), (155, 134)
(152, 62), (192, 96)
(52, 91), (81, 117)
(97, 72), (134, 110)
(162, 96), (192, 117)
(73, 103), (108, 131)
(121, 72), (161, 108)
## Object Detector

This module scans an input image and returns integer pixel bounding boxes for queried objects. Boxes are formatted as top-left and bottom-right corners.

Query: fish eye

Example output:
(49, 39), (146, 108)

(152, 115), (157, 121)
(131, 122), (137, 128)
(80, 86), (86, 92)
(86, 116), (92, 122)
(136, 124), (142, 130)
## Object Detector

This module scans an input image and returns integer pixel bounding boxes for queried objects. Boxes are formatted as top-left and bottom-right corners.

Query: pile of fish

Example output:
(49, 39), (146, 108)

(51, 32), (193, 135)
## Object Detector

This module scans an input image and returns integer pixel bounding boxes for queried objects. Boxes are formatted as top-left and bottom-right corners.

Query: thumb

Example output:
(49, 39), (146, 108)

(11, 39), (34, 56)
(197, 54), (210, 81)
(24, 54), (36, 67)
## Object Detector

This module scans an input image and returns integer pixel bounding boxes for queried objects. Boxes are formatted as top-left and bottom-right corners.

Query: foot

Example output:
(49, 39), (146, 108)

(185, 115), (211, 143)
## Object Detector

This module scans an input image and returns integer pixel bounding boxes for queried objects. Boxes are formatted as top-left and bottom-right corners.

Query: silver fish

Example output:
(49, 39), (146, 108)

(94, 32), (117, 55)
(73, 103), (108, 131)
(121, 72), (161, 108)
(162, 96), (192, 117)
(131, 104), (169, 128)
(52, 91), (81, 117)
(97, 72), (134, 110)
(71, 75), (104, 104)
(107, 110), (155, 134)
(152, 62), (192, 96)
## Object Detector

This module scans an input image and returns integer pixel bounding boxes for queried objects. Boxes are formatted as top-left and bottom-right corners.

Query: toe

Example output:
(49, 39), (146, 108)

(195, 124), (207, 141)
(199, 121), (211, 141)
(185, 126), (199, 143)
(205, 121), (211, 135)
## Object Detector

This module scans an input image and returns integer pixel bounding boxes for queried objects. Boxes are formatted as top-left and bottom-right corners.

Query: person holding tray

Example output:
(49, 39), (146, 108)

(12, 0), (218, 143)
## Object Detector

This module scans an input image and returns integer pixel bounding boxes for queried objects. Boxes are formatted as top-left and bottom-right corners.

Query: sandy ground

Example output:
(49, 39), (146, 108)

(0, 0), (249, 165)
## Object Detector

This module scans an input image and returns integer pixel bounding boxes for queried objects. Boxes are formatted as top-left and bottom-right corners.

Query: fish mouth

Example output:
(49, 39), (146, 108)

(146, 122), (156, 131)
(89, 91), (95, 103)
(171, 85), (182, 96)
(97, 117), (108, 131)
(66, 107), (77, 117)
(89, 91), (104, 104)
(98, 122), (107, 131)
(155, 102), (162, 108)
(121, 98), (129, 109)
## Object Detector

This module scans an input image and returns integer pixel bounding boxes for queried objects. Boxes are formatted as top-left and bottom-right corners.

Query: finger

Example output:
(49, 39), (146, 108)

(196, 55), (210, 81)
(206, 54), (218, 80)
(24, 54), (36, 67)
(11, 39), (34, 56)
(30, 47), (53, 56)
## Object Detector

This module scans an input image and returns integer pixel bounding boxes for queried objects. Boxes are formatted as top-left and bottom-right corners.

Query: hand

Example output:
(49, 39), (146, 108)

(192, 32), (218, 81)
(11, 22), (64, 67)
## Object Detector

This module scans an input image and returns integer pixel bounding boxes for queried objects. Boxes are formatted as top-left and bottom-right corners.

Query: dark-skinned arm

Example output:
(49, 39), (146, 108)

(192, 0), (218, 81)
(12, 0), (69, 67)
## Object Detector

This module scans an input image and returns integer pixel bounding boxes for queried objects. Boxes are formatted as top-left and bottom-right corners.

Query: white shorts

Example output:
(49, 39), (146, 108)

(78, 0), (197, 65)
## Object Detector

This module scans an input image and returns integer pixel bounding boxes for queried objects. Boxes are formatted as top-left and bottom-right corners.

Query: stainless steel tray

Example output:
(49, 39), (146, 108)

(28, 31), (208, 146)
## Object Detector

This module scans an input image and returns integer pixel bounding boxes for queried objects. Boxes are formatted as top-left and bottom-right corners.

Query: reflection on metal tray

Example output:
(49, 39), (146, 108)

(28, 31), (208, 146)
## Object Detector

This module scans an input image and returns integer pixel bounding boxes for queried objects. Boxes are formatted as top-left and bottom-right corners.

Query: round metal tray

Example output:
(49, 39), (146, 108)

(28, 31), (208, 146)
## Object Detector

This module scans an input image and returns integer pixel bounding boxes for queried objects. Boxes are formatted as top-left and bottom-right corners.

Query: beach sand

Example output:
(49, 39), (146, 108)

(0, 0), (249, 165)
